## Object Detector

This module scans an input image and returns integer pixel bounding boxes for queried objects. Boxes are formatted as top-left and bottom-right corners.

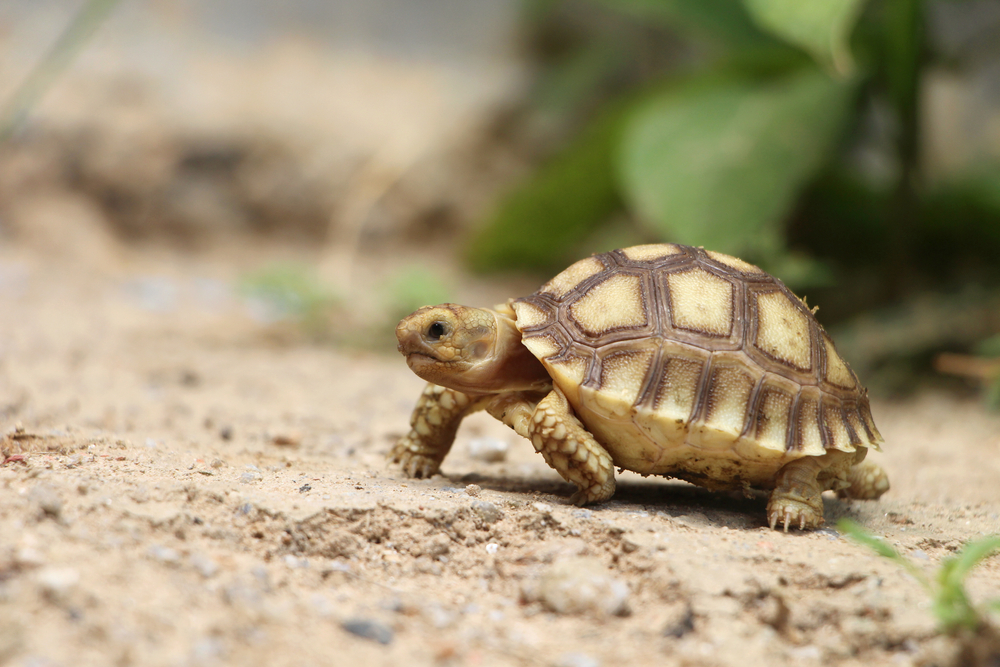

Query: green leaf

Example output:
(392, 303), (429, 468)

(838, 519), (932, 589)
(618, 68), (854, 258)
(587, 0), (774, 49)
(943, 536), (1000, 590)
(465, 104), (624, 273)
(838, 520), (902, 560)
(743, 0), (868, 75)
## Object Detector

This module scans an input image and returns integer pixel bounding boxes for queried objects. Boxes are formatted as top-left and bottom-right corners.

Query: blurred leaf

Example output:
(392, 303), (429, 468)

(239, 264), (337, 333)
(466, 94), (628, 273)
(942, 536), (1000, 594)
(381, 267), (452, 323)
(986, 377), (1000, 412)
(830, 288), (1000, 380)
(618, 67), (854, 258)
(531, 42), (630, 116)
(935, 536), (1000, 632)
(587, 0), (775, 49)
(838, 519), (932, 590)
(1, 0), (123, 141)
(975, 334), (1000, 359)
(762, 250), (834, 291)
(838, 519), (904, 560)
(743, 0), (868, 75)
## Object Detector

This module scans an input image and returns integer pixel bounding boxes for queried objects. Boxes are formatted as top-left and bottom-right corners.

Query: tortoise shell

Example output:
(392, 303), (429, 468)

(509, 243), (882, 490)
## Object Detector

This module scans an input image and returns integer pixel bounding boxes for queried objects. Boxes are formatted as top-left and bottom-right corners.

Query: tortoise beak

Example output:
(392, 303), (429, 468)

(395, 318), (438, 360)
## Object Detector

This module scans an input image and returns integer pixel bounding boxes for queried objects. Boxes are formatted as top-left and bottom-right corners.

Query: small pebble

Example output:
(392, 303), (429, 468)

(533, 556), (629, 617)
(485, 543), (499, 555)
(556, 653), (601, 667)
(36, 566), (79, 600)
(190, 553), (219, 578)
(464, 484), (482, 497)
(28, 484), (63, 518)
(283, 555), (309, 569)
(147, 544), (181, 564)
(341, 618), (393, 645)
(240, 472), (263, 484)
(270, 432), (301, 447)
(471, 501), (502, 525)
(466, 438), (508, 463)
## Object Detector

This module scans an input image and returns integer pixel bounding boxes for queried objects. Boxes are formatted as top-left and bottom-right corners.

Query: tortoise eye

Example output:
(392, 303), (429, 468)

(427, 321), (449, 341)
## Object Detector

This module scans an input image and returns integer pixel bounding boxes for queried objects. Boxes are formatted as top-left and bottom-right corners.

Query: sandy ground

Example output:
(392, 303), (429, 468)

(0, 243), (998, 667)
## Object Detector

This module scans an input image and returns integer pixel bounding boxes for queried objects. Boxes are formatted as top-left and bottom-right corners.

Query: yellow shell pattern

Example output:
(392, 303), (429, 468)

(511, 244), (882, 491)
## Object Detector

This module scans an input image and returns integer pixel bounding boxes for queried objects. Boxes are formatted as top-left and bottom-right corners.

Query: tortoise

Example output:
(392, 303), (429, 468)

(389, 243), (889, 530)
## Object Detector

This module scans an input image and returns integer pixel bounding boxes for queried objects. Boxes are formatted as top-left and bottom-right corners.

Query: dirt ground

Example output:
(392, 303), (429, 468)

(0, 238), (998, 667)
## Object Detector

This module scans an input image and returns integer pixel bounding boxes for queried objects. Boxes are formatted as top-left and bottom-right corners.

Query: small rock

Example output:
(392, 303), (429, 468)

(464, 484), (482, 497)
(190, 553), (219, 578)
(341, 618), (393, 645)
(147, 544), (181, 564)
(15, 547), (45, 567)
(532, 556), (629, 617)
(283, 555), (309, 569)
(485, 543), (499, 555)
(28, 484), (63, 518)
(556, 652), (601, 667)
(36, 566), (79, 601)
(471, 500), (502, 525)
(298, 484), (312, 494)
(270, 432), (301, 447)
(663, 604), (696, 638)
(466, 438), (508, 463)
(240, 471), (263, 484)
(419, 534), (451, 558)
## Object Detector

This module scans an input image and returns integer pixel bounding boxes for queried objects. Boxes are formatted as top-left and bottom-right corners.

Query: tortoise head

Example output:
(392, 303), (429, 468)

(396, 304), (550, 394)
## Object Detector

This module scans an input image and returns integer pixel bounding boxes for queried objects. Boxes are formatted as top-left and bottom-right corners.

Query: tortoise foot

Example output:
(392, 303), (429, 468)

(568, 476), (616, 506)
(388, 436), (443, 478)
(838, 459), (890, 500)
(767, 495), (824, 532)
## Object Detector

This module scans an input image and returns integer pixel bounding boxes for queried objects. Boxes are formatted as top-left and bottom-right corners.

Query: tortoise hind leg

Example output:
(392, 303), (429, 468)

(767, 449), (859, 531)
(839, 458), (890, 500)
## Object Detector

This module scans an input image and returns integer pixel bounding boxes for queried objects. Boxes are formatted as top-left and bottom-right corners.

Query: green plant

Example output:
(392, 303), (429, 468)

(238, 264), (338, 337)
(0, 0), (123, 141)
(470, 0), (1000, 301)
(380, 267), (452, 324)
(838, 519), (1000, 634)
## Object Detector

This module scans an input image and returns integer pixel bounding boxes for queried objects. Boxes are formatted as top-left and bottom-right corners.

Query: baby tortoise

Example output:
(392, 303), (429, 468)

(390, 244), (889, 530)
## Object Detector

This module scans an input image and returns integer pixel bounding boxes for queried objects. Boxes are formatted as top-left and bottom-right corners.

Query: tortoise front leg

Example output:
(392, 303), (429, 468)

(389, 383), (488, 477)
(487, 388), (616, 505)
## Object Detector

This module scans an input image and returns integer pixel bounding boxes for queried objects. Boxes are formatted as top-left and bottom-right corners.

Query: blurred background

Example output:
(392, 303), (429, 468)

(2, 0), (1000, 402)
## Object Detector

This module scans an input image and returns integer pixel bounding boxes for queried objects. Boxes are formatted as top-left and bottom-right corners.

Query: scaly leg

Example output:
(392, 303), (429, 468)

(389, 383), (488, 477)
(839, 458), (890, 500)
(487, 388), (615, 505)
(767, 449), (854, 531)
